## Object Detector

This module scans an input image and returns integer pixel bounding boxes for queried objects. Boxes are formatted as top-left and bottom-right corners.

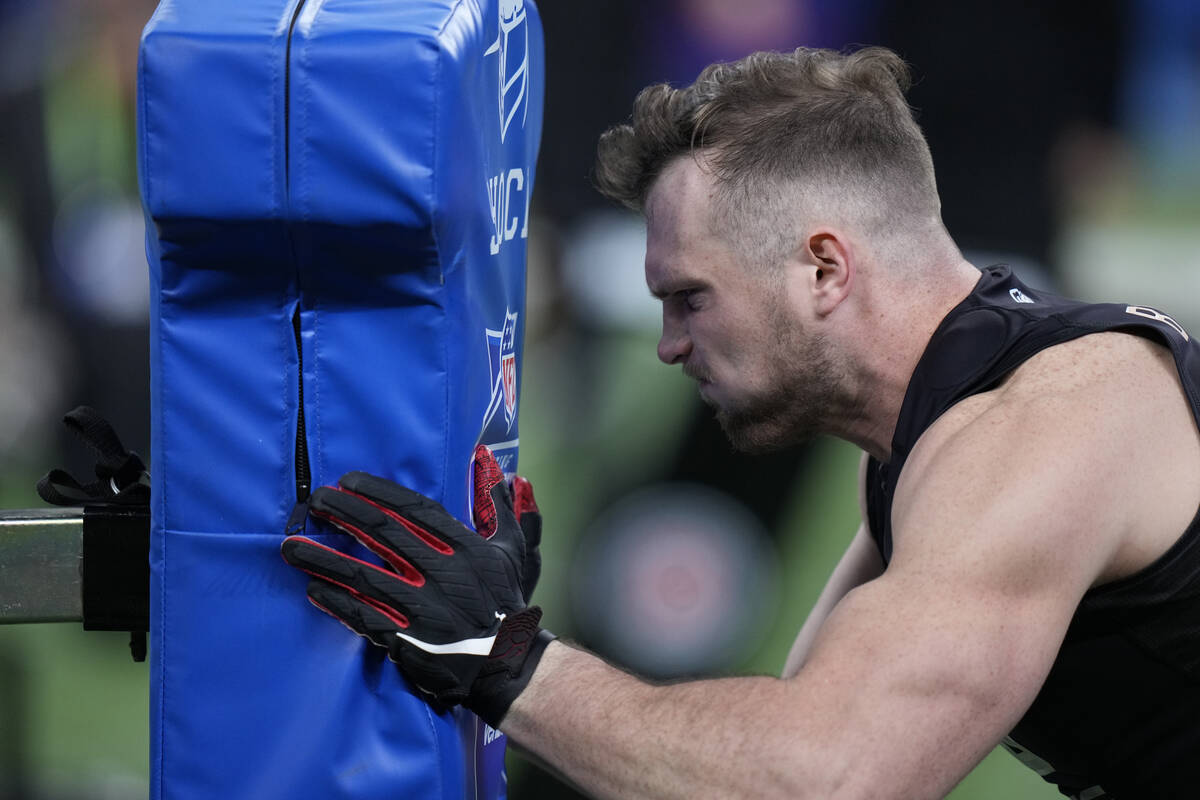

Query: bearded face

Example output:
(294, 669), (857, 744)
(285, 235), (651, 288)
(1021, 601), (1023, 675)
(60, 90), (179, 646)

(645, 158), (851, 454)
(704, 295), (846, 454)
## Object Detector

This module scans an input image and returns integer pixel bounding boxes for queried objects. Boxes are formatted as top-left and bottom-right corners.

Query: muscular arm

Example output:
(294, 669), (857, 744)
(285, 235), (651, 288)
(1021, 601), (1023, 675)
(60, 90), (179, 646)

(506, 476), (1093, 800)
(500, 334), (1199, 799)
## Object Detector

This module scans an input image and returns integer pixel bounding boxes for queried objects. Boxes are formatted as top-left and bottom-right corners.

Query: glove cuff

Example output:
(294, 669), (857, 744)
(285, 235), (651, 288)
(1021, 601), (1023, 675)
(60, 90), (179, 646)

(468, 607), (556, 727)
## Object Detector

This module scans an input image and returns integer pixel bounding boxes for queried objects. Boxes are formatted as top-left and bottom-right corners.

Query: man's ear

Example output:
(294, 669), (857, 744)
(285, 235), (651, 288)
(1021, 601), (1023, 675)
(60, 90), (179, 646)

(806, 230), (854, 316)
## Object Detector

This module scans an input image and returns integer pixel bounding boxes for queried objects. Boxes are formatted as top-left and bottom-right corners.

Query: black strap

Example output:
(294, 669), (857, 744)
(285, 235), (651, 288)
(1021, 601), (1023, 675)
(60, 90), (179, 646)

(35, 407), (151, 661)
(36, 406), (150, 507)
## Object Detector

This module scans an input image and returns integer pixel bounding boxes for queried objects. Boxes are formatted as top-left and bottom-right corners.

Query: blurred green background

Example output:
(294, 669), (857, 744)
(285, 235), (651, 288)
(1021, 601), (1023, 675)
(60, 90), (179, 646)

(3, 1), (1200, 798)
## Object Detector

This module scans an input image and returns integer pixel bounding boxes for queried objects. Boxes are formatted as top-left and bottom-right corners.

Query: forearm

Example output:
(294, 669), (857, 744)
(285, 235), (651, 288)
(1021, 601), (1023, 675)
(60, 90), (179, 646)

(500, 641), (843, 799)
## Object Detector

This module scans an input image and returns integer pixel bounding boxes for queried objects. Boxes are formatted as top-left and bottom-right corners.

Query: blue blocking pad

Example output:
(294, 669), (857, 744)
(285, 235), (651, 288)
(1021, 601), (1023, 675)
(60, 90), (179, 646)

(138, 1), (543, 797)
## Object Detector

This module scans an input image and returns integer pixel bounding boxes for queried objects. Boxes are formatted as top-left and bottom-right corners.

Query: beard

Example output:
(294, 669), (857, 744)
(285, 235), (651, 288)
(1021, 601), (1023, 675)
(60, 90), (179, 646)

(707, 313), (846, 454)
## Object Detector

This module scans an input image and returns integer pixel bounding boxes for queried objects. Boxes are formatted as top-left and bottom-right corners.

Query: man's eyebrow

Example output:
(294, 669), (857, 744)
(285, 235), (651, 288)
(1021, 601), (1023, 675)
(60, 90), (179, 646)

(648, 280), (685, 300)
(648, 280), (705, 301)
(645, 268), (672, 300)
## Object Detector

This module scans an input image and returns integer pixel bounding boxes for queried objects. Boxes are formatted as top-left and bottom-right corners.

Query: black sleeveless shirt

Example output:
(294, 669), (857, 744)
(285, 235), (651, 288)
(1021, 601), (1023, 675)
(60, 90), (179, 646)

(865, 266), (1200, 799)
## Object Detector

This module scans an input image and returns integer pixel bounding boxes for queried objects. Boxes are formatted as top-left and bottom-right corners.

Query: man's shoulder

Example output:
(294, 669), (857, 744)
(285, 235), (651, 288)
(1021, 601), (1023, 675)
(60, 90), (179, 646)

(1003, 329), (1179, 400)
(912, 331), (1181, 454)
(898, 329), (1200, 586)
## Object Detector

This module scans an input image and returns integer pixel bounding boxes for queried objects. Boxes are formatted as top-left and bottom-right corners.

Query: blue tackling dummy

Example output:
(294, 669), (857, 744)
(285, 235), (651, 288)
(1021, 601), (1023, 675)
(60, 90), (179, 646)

(137, 1), (544, 796)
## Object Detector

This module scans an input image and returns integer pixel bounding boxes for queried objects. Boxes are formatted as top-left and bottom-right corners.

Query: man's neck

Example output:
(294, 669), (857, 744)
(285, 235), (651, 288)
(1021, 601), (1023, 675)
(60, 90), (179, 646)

(829, 259), (982, 461)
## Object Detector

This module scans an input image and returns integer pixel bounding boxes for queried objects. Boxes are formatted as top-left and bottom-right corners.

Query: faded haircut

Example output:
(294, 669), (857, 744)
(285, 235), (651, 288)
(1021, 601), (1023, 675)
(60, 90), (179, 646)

(595, 47), (942, 261)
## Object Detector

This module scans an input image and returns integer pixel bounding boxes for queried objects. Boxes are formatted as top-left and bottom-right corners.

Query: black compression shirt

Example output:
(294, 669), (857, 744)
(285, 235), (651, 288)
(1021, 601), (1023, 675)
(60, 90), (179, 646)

(865, 266), (1200, 799)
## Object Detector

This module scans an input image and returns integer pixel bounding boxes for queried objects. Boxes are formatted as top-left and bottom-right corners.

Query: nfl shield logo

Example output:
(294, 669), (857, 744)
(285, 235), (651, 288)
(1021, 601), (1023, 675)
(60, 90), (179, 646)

(501, 352), (516, 425)
(500, 310), (518, 427)
(481, 308), (520, 443)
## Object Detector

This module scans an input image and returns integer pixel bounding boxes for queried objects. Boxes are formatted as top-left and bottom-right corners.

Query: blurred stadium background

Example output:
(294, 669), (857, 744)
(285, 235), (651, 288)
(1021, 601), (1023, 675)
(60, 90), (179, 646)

(2, 0), (1199, 797)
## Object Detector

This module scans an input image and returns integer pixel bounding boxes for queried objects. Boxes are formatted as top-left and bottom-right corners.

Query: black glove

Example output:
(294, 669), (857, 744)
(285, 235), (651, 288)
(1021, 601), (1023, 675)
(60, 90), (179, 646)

(281, 445), (553, 726)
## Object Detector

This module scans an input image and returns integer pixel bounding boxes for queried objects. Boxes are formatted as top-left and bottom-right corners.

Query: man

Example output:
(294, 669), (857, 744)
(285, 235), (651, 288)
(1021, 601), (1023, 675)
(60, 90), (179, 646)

(282, 47), (1200, 798)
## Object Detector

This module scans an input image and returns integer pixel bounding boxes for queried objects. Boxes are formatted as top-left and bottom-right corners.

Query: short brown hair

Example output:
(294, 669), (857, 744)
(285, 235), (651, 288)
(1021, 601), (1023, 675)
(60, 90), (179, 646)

(595, 47), (940, 247)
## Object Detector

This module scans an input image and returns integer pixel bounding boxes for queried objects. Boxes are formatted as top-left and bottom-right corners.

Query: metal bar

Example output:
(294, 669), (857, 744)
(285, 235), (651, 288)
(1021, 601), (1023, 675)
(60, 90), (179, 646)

(0, 508), (84, 623)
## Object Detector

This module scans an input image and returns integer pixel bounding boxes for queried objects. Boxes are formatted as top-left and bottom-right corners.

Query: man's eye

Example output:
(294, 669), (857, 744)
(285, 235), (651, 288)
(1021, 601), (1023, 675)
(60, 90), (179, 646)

(682, 290), (703, 311)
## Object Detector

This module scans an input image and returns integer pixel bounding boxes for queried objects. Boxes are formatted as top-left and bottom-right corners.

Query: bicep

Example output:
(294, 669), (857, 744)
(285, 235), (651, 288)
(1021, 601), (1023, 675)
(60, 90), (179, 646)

(795, 545), (1086, 796)
(789, 408), (1128, 796)
(796, 564), (1072, 798)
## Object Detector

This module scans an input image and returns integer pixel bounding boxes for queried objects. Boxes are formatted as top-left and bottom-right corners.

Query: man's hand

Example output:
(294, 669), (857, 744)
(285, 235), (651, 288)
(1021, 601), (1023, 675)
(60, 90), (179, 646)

(281, 445), (554, 726)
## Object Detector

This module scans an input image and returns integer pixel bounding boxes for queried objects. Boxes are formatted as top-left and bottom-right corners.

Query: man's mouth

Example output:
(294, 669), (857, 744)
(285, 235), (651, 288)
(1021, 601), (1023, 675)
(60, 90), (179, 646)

(690, 372), (716, 404)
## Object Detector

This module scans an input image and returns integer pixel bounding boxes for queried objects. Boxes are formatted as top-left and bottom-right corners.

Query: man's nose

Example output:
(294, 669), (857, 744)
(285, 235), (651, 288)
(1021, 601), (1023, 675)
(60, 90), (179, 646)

(657, 317), (691, 365)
